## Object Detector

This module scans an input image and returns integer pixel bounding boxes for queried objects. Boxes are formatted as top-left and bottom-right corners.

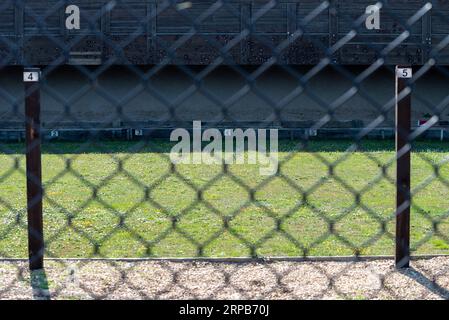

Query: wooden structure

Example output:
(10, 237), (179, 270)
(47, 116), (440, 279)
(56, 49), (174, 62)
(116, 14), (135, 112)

(0, 1), (448, 65)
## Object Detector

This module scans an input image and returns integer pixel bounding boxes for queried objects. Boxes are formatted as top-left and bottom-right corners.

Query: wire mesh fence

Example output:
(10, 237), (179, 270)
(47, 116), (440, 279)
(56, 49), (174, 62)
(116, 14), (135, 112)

(1, 0), (449, 300)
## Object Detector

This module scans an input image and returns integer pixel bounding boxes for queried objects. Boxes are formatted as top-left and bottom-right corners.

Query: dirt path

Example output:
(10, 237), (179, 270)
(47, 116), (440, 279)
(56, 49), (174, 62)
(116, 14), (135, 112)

(1, 257), (449, 300)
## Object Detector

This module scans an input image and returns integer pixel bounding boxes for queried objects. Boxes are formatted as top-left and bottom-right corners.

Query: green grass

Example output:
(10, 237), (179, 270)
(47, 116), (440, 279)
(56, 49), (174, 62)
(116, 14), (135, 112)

(0, 139), (448, 258)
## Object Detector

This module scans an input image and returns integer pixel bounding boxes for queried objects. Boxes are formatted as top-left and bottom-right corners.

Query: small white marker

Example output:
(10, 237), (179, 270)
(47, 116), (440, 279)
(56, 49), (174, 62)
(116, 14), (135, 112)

(23, 71), (40, 82)
(396, 68), (412, 79)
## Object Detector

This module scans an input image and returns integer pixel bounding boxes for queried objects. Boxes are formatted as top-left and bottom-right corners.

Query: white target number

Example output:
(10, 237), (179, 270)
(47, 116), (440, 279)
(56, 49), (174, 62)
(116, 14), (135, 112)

(23, 71), (40, 82)
(396, 68), (412, 79)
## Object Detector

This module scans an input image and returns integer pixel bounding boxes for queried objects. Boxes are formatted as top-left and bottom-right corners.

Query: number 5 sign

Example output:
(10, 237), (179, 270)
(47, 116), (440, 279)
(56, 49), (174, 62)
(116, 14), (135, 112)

(396, 67), (412, 79)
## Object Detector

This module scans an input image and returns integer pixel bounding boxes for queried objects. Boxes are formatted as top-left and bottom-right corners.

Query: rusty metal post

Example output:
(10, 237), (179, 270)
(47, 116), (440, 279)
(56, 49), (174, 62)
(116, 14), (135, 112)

(395, 66), (412, 269)
(24, 68), (44, 270)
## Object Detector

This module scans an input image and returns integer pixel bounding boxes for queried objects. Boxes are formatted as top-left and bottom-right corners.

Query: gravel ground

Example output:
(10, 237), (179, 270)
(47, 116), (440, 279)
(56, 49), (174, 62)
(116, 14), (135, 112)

(1, 257), (449, 300)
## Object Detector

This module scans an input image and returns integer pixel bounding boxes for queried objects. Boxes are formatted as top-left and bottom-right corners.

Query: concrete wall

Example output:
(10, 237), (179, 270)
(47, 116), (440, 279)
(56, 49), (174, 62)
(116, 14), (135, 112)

(0, 66), (448, 128)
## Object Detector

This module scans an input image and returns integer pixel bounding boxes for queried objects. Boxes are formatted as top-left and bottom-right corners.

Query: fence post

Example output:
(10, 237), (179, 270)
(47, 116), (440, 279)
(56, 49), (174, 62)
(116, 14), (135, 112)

(395, 66), (412, 269)
(24, 67), (44, 270)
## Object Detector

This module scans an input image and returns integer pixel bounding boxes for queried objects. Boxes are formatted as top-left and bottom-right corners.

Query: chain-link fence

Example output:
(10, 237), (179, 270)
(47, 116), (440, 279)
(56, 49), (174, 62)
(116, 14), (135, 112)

(1, 0), (449, 300)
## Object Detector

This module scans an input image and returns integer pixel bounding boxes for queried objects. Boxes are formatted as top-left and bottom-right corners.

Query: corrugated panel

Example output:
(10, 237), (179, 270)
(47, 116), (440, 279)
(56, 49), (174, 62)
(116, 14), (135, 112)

(0, 4), (14, 35)
(297, 0), (329, 34)
(157, 1), (241, 34)
(252, 2), (287, 33)
(2, 0), (449, 65)
(110, 3), (148, 34)
(23, 1), (61, 35)
(431, 9), (449, 34)
(339, 8), (423, 36)
(68, 2), (103, 34)
(339, 0), (424, 11)
(432, 2), (449, 58)
(338, 0), (424, 38)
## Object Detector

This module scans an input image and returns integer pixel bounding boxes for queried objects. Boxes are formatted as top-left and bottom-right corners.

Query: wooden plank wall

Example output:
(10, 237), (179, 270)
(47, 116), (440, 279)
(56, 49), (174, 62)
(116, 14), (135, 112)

(0, 0), (448, 65)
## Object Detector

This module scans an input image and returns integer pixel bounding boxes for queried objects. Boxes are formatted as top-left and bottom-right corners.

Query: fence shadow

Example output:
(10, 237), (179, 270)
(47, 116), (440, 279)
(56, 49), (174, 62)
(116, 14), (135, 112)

(30, 269), (51, 300)
(400, 267), (449, 300)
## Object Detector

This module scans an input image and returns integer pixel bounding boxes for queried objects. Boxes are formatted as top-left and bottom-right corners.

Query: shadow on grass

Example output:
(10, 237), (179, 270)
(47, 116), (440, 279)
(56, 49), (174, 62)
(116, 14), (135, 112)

(30, 269), (51, 300)
(400, 267), (449, 299)
(1, 139), (449, 155)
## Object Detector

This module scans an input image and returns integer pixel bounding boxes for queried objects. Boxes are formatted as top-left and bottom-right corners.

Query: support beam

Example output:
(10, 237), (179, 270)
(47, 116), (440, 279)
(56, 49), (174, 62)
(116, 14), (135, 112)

(24, 67), (44, 271)
(395, 66), (412, 269)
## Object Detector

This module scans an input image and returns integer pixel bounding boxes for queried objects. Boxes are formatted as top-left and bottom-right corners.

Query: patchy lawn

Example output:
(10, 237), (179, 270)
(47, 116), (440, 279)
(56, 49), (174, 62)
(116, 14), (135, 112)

(0, 139), (448, 258)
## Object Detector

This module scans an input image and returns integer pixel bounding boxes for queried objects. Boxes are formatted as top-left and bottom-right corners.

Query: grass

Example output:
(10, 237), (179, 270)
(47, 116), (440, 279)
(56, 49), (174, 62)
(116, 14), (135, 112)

(0, 139), (448, 258)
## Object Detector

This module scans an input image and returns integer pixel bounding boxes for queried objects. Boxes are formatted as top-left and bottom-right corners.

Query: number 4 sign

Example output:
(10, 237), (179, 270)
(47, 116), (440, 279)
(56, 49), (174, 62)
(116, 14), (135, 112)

(23, 71), (40, 82)
(396, 68), (412, 79)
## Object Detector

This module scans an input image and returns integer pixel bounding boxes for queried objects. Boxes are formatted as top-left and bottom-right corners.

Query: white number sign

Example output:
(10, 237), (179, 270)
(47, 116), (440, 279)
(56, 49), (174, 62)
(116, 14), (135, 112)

(396, 68), (412, 79)
(23, 71), (39, 82)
